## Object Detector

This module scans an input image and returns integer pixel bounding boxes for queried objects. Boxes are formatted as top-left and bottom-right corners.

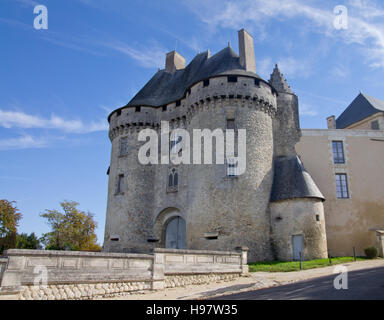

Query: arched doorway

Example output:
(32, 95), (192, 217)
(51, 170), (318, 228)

(165, 216), (186, 249)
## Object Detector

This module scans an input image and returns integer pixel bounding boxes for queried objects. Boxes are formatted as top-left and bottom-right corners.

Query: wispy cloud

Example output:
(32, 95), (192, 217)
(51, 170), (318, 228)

(300, 103), (319, 117)
(13, 0), (39, 7)
(99, 40), (166, 68)
(0, 135), (47, 150)
(276, 57), (313, 79)
(185, 0), (384, 69)
(0, 110), (108, 133)
(330, 65), (351, 79)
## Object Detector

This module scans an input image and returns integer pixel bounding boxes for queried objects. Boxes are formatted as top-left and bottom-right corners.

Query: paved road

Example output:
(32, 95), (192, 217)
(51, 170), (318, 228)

(211, 266), (384, 300)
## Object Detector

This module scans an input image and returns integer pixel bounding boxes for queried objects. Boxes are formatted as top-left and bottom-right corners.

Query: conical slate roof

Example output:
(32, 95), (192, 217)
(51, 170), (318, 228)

(122, 46), (265, 109)
(336, 92), (384, 129)
(270, 155), (325, 202)
(269, 64), (293, 94)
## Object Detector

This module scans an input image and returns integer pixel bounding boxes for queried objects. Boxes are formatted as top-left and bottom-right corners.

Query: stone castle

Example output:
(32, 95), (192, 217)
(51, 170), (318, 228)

(103, 29), (328, 262)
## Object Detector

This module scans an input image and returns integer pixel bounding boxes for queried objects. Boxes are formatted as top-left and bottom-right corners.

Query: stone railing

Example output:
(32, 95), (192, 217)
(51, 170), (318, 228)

(0, 258), (7, 283)
(154, 248), (248, 288)
(0, 247), (248, 300)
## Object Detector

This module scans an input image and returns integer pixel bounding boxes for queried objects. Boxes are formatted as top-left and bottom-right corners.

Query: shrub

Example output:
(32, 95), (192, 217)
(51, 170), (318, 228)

(364, 246), (378, 259)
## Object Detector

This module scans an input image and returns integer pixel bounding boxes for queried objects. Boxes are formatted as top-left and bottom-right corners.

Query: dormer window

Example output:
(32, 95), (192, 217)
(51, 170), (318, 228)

(371, 120), (379, 130)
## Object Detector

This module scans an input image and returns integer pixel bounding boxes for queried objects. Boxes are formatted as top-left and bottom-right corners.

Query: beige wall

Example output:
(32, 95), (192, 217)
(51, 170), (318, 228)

(296, 129), (384, 257)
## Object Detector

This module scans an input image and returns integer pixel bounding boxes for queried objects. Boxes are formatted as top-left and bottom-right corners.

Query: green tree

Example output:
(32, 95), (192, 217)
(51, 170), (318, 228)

(16, 232), (41, 249)
(0, 200), (22, 254)
(40, 201), (101, 251)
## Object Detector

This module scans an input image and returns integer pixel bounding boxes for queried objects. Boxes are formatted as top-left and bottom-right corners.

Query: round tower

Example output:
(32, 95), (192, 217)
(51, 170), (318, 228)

(184, 72), (277, 262)
(103, 107), (158, 253)
(269, 65), (328, 261)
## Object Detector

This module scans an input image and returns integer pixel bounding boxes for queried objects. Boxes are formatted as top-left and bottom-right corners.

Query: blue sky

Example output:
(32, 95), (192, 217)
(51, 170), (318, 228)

(1, 0), (384, 245)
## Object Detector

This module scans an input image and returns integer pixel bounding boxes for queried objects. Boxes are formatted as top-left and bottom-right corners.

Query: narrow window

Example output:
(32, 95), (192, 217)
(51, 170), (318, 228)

(228, 76), (238, 83)
(116, 109), (121, 117)
(227, 119), (235, 130)
(371, 120), (379, 130)
(135, 106), (141, 112)
(316, 215), (320, 222)
(168, 167), (178, 192)
(203, 79), (210, 87)
(176, 100), (181, 107)
(227, 157), (238, 177)
(254, 78), (260, 86)
(162, 105), (167, 112)
(117, 174), (124, 194)
(119, 137), (128, 156)
(335, 173), (349, 198)
(332, 141), (345, 164)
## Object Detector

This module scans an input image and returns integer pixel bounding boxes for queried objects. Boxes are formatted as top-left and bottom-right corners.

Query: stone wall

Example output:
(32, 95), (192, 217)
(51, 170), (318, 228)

(0, 247), (247, 300)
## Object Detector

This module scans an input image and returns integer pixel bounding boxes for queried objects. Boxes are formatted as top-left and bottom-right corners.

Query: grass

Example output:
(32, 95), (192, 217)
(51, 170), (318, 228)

(248, 256), (370, 272)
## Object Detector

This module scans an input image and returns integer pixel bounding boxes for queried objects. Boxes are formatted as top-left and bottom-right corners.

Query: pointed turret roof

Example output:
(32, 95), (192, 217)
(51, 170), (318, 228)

(336, 92), (384, 129)
(269, 64), (293, 94)
(270, 155), (325, 202)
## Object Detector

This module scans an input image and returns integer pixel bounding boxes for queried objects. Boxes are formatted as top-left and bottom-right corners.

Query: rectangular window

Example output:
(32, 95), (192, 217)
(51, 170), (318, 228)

(176, 100), (181, 107)
(335, 173), (349, 198)
(203, 79), (210, 87)
(227, 76), (238, 83)
(135, 106), (141, 112)
(332, 141), (345, 164)
(117, 174), (124, 194)
(162, 105), (167, 112)
(227, 157), (238, 177)
(119, 137), (128, 156)
(116, 109), (121, 117)
(371, 120), (379, 130)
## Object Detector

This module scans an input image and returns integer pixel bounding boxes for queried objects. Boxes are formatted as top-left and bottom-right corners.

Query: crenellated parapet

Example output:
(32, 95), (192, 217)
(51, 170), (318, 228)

(108, 75), (277, 141)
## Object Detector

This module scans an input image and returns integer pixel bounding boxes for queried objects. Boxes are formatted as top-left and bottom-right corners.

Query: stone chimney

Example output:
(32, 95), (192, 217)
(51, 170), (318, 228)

(238, 29), (256, 73)
(165, 50), (186, 74)
(327, 115), (336, 129)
